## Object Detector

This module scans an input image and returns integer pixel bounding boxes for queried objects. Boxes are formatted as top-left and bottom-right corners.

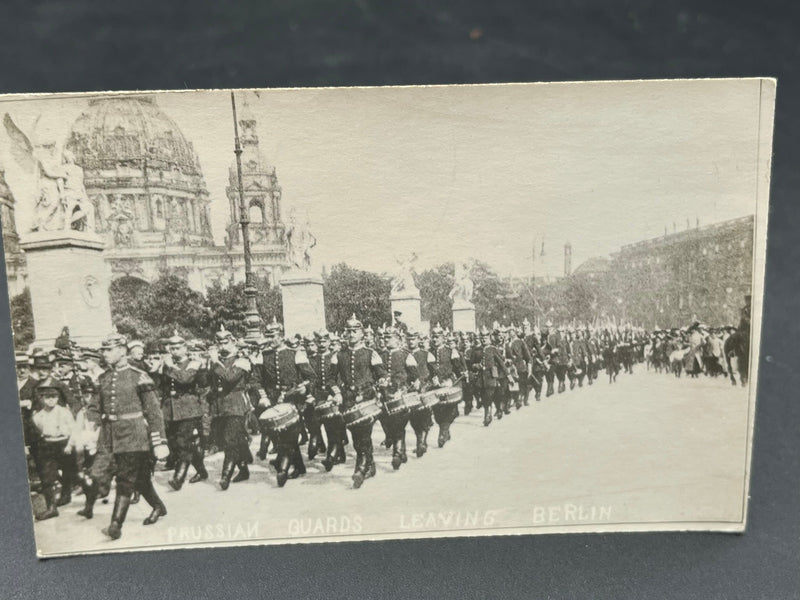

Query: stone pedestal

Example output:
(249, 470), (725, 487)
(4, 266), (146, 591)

(391, 290), (422, 333)
(280, 272), (326, 336)
(452, 300), (477, 333)
(19, 231), (114, 349)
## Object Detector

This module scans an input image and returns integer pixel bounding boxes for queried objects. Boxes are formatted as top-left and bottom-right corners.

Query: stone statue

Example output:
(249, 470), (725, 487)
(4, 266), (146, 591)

(449, 261), (474, 305)
(391, 253), (419, 295)
(107, 194), (135, 247)
(3, 113), (95, 233)
(285, 207), (317, 271)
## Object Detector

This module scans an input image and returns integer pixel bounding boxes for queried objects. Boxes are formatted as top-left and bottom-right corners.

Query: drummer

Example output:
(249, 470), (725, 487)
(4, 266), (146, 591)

(257, 318), (315, 488)
(378, 326), (419, 470)
(329, 314), (388, 489)
(407, 329), (436, 458)
(430, 325), (465, 448)
(306, 330), (348, 472)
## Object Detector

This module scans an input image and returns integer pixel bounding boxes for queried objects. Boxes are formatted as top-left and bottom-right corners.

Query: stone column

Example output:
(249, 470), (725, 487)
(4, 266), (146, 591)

(280, 271), (326, 336)
(391, 289), (422, 333)
(452, 299), (477, 333)
(20, 230), (114, 349)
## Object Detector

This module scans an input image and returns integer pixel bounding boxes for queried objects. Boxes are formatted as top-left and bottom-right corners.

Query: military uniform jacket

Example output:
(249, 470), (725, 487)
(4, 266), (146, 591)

(548, 333), (570, 366)
(430, 345), (462, 383)
(412, 348), (436, 387)
(507, 338), (532, 376)
(208, 354), (252, 417)
(259, 346), (315, 403)
(61, 372), (97, 417)
(380, 348), (418, 393)
(471, 345), (507, 389)
(161, 357), (208, 421)
(88, 362), (166, 455)
(308, 351), (335, 401)
(330, 344), (387, 408)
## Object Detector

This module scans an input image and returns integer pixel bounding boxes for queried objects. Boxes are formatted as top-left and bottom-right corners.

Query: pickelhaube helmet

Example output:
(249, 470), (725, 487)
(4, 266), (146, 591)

(265, 316), (283, 336)
(215, 324), (234, 343)
(101, 331), (128, 349)
(314, 329), (331, 342)
(430, 323), (444, 337)
(345, 314), (363, 329)
(406, 328), (420, 340)
(479, 325), (491, 337)
(165, 329), (185, 346)
(127, 339), (145, 351)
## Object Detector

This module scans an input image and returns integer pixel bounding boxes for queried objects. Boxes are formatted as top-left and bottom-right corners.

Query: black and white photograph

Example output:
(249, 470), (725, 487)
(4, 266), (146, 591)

(0, 79), (773, 557)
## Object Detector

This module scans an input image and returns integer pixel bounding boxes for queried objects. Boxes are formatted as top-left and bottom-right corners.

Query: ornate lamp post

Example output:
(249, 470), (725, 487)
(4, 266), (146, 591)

(231, 91), (262, 340)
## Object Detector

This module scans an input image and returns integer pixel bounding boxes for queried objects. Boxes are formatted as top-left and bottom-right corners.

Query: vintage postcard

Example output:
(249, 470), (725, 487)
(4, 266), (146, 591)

(0, 79), (774, 557)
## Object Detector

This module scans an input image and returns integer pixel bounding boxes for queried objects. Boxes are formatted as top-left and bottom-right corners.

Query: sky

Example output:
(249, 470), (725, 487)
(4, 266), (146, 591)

(0, 79), (763, 278)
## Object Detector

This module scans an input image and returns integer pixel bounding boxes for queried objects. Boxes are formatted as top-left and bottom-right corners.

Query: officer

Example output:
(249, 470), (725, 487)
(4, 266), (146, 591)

(83, 332), (169, 540)
(207, 326), (254, 491)
(307, 330), (348, 471)
(522, 320), (545, 401)
(469, 327), (507, 427)
(507, 324), (532, 410)
(160, 331), (209, 490)
(329, 314), (387, 489)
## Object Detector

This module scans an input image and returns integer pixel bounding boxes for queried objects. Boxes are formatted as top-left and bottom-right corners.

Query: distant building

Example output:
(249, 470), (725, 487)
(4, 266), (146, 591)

(608, 215), (754, 327)
(61, 94), (290, 291)
(0, 166), (26, 297)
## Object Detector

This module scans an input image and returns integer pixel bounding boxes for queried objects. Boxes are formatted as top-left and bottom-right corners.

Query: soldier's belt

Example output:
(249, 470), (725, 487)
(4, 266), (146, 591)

(103, 411), (144, 422)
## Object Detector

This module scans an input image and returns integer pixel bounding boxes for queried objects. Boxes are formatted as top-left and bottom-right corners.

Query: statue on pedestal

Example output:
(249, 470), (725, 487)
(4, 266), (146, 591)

(285, 208), (317, 271)
(391, 253), (419, 296)
(3, 113), (95, 233)
(449, 261), (474, 306)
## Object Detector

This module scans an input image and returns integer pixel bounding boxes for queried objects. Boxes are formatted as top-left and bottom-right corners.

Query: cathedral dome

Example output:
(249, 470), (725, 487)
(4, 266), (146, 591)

(66, 95), (201, 175)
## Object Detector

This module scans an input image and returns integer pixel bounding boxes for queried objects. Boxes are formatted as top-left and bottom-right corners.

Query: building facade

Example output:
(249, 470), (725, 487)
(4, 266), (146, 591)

(59, 95), (289, 290)
(0, 167), (27, 297)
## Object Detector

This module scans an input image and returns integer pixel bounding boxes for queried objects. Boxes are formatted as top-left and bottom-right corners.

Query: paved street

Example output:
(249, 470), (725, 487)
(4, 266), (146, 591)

(33, 370), (750, 556)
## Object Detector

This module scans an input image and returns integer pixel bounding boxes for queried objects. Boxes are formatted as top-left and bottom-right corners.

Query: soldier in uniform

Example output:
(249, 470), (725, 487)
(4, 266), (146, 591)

(549, 325), (571, 394)
(207, 326), (254, 491)
(257, 319), (315, 487)
(430, 325), (464, 447)
(127, 340), (147, 371)
(307, 330), (348, 471)
(522, 320), (545, 401)
(540, 321), (556, 397)
(378, 327), (418, 469)
(408, 329), (435, 457)
(507, 324), (532, 409)
(460, 333), (477, 414)
(160, 332), (209, 490)
(82, 333), (169, 540)
(491, 327), (511, 418)
(469, 327), (507, 427)
(329, 314), (387, 489)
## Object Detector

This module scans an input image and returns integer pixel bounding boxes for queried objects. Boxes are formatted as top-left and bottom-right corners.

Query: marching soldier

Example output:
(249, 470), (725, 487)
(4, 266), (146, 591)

(160, 331), (209, 490)
(307, 330), (348, 471)
(549, 325), (570, 394)
(491, 327), (511, 418)
(257, 319), (315, 487)
(408, 329), (435, 457)
(522, 320), (545, 401)
(82, 332), (169, 540)
(469, 327), (507, 427)
(507, 325), (532, 409)
(378, 327), (418, 469)
(430, 325), (464, 447)
(207, 326), (254, 491)
(329, 314), (387, 488)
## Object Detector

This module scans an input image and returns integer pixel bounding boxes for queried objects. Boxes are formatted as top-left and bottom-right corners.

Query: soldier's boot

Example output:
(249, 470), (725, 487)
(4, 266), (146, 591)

(438, 424), (447, 448)
(414, 430), (425, 457)
(102, 494), (131, 540)
(232, 462), (250, 483)
(464, 401), (472, 416)
(36, 486), (59, 521)
(352, 451), (366, 489)
(504, 395), (513, 414)
(257, 432), (269, 461)
(276, 453), (291, 488)
(333, 438), (347, 465)
(289, 446), (306, 479)
(168, 461), (190, 491)
(365, 447), (377, 480)
(400, 434), (408, 463)
(77, 476), (97, 519)
(321, 439), (336, 472)
(307, 432), (320, 461)
(189, 451), (208, 483)
(421, 429), (430, 454)
(141, 483), (167, 525)
(130, 490), (140, 504)
(380, 419), (392, 449)
(316, 435), (326, 457)
(391, 439), (402, 470)
(569, 378), (576, 391)
(219, 457), (235, 491)
(483, 403), (493, 427)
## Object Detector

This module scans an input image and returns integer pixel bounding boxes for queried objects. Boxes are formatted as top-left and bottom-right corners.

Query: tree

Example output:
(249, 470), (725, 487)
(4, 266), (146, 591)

(202, 276), (282, 339)
(417, 263), (454, 330)
(323, 263), (391, 331)
(9, 288), (34, 351)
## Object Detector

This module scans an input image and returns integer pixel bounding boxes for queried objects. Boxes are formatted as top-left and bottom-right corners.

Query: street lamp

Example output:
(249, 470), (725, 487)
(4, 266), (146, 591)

(231, 91), (262, 341)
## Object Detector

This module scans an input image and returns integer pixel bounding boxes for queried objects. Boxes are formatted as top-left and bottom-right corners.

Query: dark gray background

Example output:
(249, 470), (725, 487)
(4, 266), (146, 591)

(0, 1), (797, 598)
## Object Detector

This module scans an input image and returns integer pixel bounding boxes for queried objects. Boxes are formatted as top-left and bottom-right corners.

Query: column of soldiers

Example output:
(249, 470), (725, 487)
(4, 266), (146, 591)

(17, 311), (746, 540)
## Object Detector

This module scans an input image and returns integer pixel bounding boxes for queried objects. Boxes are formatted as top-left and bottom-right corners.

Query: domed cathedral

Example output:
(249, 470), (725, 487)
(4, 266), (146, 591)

(62, 94), (289, 291)
(0, 165), (27, 297)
